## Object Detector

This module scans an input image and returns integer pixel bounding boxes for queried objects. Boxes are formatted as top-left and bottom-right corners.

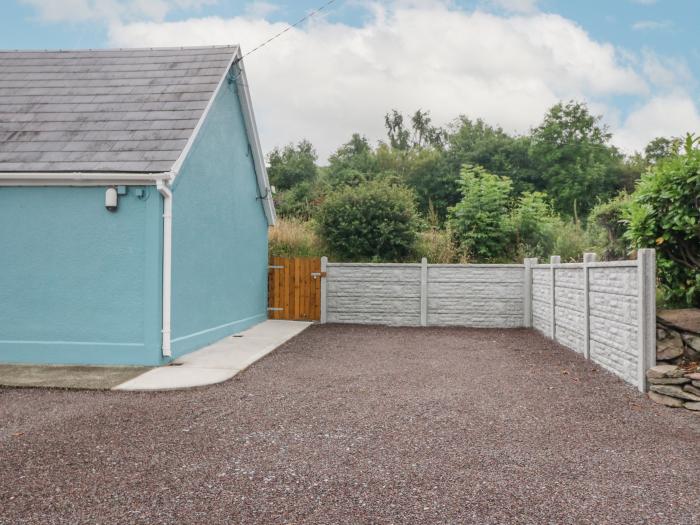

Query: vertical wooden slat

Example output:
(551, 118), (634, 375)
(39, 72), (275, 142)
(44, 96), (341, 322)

(293, 258), (300, 319)
(304, 258), (311, 320)
(267, 256), (322, 321)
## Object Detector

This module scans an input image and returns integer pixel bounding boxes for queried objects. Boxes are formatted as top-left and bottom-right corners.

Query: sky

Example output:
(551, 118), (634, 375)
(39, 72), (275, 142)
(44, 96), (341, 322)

(1, 0), (699, 160)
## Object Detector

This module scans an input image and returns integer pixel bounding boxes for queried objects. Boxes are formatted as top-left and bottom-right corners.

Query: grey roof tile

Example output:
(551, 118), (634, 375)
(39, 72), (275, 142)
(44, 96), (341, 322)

(0, 46), (236, 173)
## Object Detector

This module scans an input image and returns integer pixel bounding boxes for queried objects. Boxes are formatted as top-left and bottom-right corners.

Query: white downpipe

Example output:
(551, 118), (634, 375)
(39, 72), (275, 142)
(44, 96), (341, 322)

(157, 179), (173, 358)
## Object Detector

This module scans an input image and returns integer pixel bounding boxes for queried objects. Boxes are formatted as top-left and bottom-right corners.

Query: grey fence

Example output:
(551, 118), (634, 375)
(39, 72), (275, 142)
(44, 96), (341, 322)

(319, 249), (656, 392)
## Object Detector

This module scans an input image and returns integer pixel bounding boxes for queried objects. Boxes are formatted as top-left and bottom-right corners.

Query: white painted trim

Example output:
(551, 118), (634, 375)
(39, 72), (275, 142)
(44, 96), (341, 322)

(169, 48), (240, 178)
(233, 49), (276, 226)
(0, 172), (170, 186)
(167, 46), (275, 225)
(157, 179), (173, 358)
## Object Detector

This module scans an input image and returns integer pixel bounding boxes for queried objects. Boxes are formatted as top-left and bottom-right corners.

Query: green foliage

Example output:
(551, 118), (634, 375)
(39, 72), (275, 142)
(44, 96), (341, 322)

(448, 165), (514, 262)
(624, 134), (700, 306)
(267, 140), (317, 191)
(445, 117), (536, 196)
(327, 134), (378, 185)
(269, 218), (324, 258)
(510, 191), (560, 260)
(529, 101), (621, 217)
(587, 192), (631, 260)
(316, 180), (420, 261)
(644, 136), (679, 164)
(552, 221), (590, 262)
(273, 179), (326, 220)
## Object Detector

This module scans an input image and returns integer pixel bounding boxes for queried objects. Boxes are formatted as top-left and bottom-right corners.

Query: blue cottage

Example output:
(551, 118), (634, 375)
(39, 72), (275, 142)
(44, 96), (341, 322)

(0, 46), (276, 366)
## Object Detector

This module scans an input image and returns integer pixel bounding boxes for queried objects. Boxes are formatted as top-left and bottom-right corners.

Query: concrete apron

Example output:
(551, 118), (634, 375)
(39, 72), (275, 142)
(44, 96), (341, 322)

(0, 321), (311, 391)
(113, 320), (312, 391)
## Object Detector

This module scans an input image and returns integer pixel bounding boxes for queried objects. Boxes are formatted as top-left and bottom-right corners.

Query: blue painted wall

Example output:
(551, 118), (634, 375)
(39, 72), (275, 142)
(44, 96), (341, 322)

(169, 74), (269, 356)
(0, 186), (163, 365)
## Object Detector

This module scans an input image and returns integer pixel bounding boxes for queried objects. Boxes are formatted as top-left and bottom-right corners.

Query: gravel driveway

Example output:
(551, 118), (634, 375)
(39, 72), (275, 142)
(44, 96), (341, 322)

(1, 324), (699, 524)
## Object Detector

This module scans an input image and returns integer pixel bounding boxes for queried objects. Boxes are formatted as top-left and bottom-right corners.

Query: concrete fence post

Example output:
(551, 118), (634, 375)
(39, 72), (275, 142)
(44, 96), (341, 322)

(582, 252), (597, 359)
(637, 248), (656, 392)
(420, 257), (428, 327)
(320, 256), (328, 324)
(550, 255), (560, 339)
(523, 258), (537, 328)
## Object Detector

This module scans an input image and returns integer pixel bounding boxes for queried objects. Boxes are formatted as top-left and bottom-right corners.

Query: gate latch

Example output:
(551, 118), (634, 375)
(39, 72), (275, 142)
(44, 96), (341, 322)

(311, 272), (327, 279)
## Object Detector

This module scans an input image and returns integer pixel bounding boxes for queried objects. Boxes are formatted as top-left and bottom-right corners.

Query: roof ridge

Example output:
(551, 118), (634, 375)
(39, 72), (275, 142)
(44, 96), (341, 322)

(0, 45), (239, 53)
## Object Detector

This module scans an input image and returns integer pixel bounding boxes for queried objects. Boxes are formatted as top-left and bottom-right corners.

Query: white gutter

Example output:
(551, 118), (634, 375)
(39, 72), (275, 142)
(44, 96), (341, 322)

(0, 171), (171, 186)
(156, 177), (174, 358)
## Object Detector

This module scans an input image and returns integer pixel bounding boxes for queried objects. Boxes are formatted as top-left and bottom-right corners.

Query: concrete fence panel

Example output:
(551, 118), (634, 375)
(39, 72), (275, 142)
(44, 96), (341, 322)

(321, 249), (656, 391)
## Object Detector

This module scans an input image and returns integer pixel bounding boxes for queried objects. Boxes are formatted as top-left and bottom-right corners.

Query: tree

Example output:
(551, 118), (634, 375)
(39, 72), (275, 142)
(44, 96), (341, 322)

(448, 165), (514, 262)
(529, 101), (620, 217)
(510, 191), (560, 260)
(644, 136), (679, 164)
(587, 193), (631, 260)
(267, 140), (318, 191)
(624, 133), (700, 306)
(385, 109), (446, 151)
(316, 180), (420, 261)
(445, 117), (537, 196)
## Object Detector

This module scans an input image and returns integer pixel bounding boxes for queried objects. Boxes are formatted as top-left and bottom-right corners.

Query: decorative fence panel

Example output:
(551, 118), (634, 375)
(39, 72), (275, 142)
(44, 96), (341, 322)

(319, 249), (656, 392)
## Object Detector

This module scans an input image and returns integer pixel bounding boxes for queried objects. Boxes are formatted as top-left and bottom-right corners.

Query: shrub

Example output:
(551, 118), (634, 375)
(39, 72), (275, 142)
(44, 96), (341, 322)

(624, 134), (700, 306)
(586, 192), (630, 260)
(269, 218), (324, 258)
(448, 165), (513, 262)
(510, 191), (559, 260)
(316, 180), (420, 261)
(413, 227), (465, 263)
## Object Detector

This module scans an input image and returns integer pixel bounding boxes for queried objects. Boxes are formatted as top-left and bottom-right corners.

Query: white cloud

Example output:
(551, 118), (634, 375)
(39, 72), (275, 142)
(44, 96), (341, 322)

(20, 0), (215, 23)
(632, 20), (671, 31)
(641, 50), (693, 89)
(244, 1), (280, 18)
(482, 0), (539, 14)
(107, 1), (653, 159)
(615, 94), (700, 152)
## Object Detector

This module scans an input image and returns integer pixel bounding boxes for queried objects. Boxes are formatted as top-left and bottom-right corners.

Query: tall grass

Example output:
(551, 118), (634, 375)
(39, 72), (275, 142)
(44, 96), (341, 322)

(269, 218), (324, 258)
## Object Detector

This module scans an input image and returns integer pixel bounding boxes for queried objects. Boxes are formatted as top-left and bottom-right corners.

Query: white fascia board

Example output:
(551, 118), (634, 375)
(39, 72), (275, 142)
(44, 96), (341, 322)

(169, 47), (240, 178)
(233, 50), (276, 226)
(169, 46), (276, 226)
(0, 172), (171, 186)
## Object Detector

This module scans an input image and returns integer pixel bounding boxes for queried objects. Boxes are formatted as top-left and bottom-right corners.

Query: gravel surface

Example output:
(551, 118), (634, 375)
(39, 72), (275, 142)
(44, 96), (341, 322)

(1, 324), (699, 524)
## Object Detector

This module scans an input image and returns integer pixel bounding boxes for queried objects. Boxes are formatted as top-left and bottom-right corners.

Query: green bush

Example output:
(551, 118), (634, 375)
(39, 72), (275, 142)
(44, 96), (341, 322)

(448, 165), (513, 262)
(510, 191), (559, 260)
(624, 134), (700, 306)
(316, 180), (420, 261)
(586, 193), (630, 260)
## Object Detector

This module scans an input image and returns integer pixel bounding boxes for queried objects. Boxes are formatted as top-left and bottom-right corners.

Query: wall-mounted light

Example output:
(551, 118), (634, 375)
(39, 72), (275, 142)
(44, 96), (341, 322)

(105, 187), (118, 212)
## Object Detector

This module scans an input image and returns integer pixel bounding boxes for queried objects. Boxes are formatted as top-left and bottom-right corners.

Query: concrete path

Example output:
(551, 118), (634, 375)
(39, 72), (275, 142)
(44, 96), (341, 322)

(113, 320), (311, 391)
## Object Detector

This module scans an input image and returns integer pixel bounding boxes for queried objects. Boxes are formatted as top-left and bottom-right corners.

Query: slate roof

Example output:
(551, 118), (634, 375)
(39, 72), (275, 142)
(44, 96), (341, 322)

(0, 46), (238, 173)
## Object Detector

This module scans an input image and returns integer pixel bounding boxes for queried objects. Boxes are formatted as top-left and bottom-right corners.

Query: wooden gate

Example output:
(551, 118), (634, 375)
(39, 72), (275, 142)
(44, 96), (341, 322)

(268, 256), (323, 321)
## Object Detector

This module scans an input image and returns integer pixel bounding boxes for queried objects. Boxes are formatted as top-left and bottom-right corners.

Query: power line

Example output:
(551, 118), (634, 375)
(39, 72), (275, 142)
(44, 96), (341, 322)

(237, 0), (339, 62)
